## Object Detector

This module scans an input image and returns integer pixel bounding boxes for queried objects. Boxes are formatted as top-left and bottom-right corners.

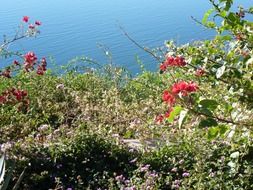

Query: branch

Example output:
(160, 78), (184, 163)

(119, 25), (177, 82)
(1, 35), (27, 49)
(190, 108), (252, 127)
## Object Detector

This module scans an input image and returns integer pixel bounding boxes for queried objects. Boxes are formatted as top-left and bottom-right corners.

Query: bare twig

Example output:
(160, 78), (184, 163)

(119, 25), (177, 82)
(190, 108), (252, 127)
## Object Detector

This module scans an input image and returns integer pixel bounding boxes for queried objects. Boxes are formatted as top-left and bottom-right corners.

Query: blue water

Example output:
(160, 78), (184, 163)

(0, 0), (251, 73)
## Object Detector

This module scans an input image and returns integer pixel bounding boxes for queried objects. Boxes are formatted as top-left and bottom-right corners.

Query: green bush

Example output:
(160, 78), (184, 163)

(10, 129), (138, 189)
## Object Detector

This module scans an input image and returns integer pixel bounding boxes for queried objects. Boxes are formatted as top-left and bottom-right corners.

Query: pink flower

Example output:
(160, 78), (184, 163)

(56, 84), (65, 90)
(35, 21), (42, 26)
(140, 164), (150, 172)
(171, 167), (177, 172)
(23, 16), (29, 23)
(115, 174), (125, 182)
(182, 172), (190, 177)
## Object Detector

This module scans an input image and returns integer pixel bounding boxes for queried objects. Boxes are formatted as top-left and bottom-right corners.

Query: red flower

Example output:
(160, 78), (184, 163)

(1, 69), (11, 78)
(40, 57), (47, 71)
(160, 56), (187, 72)
(11, 89), (27, 101)
(29, 24), (35, 29)
(160, 62), (168, 71)
(21, 90), (28, 97)
(235, 33), (243, 41)
(162, 90), (176, 105)
(171, 81), (188, 95)
(0, 88), (29, 109)
(36, 65), (45, 75)
(171, 81), (198, 96)
(36, 57), (47, 75)
(24, 51), (37, 71)
(185, 82), (198, 92)
(174, 56), (187, 66)
(35, 21), (42, 26)
(13, 60), (20, 66)
(24, 51), (37, 64)
(164, 107), (173, 118)
(155, 115), (164, 124)
(195, 68), (205, 77)
(166, 56), (175, 65)
(13, 89), (22, 101)
(23, 16), (29, 23)
(0, 95), (6, 104)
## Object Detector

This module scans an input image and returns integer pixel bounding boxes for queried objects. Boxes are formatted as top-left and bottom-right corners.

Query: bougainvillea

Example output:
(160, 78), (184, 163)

(22, 16), (29, 23)
(162, 90), (176, 105)
(160, 56), (187, 71)
(171, 81), (198, 96)
(0, 88), (29, 111)
(0, 16), (45, 113)
(157, 0), (252, 130)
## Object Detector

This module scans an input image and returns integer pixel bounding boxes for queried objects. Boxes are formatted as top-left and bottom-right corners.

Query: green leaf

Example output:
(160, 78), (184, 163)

(224, 0), (233, 11)
(227, 12), (240, 26)
(220, 10), (227, 17)
(199, 118), (218, 128)
(199, 99), (219, 111)
(206, 21), (216, 28)
(167, 106), (182, 123)
(207, 125), (230, 140)
(198, 107), (213, 117)
(249, 7), (253, 14)
(124, 130), (134, 138)
(202, 9), (215, 25)
(215, 35), (232, 41)
(219, 125), (229, 136)
(207, 127), (220, 140)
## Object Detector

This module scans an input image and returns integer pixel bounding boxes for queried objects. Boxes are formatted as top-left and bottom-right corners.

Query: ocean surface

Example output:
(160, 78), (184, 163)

(0, 0), (251, 73)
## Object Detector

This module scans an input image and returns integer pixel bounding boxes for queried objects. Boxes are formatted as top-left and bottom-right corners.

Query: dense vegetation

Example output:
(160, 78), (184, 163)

(0, 0), (252, 189)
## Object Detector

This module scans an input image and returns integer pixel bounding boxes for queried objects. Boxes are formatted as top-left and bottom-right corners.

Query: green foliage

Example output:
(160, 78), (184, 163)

(0, 0), (253, 189)
(11, 130), (138, 189)
(161, 0), (253, 129)
(166, 106), (182, 123)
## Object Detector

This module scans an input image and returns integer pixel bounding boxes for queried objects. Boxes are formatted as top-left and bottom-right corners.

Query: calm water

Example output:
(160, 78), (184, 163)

(0, 0), (251, 73)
